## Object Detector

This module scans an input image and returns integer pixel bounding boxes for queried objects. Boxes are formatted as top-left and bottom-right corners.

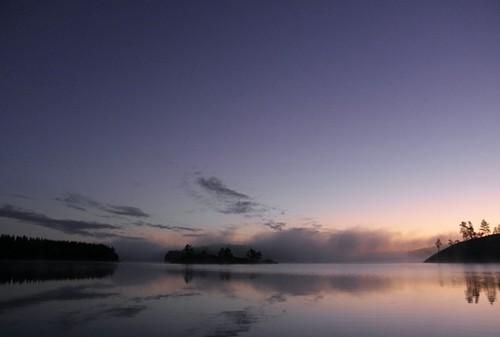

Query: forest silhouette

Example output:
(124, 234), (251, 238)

(164, 245), (275, 264)
(0, 235), (119, 261)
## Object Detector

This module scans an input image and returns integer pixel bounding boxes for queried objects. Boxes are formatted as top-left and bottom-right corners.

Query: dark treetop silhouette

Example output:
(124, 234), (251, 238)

(0, 235), (119, 261)
(426, 220), (500, 263)
(164, 245), (276, 264)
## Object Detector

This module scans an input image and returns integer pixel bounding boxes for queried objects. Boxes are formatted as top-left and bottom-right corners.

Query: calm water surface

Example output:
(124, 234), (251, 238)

(1, 262), (500, 337)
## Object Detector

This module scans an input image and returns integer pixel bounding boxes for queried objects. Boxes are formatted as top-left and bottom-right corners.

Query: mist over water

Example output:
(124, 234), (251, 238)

(1, 262), (500, 337)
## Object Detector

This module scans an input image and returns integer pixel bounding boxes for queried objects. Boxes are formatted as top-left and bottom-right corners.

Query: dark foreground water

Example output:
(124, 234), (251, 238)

(1, 262), (500, 337)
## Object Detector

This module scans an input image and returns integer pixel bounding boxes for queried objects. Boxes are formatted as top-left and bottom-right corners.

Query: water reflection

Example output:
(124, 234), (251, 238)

(0, 261), (117, 284)
(0, 283), (118, 314)
(1, 263), (500, 337)
(464, 272), (500, 304)
(168, 267), (394, 297)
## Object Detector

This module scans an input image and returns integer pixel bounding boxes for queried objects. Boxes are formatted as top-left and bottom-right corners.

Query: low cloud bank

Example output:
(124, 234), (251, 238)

(190, 227), (445, 262)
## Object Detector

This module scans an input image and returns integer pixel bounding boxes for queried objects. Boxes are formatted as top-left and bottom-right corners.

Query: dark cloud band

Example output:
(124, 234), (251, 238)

(0, 204), (123, 238)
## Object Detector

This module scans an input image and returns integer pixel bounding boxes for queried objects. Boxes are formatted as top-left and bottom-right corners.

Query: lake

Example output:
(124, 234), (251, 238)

(1, 262), (500, 337)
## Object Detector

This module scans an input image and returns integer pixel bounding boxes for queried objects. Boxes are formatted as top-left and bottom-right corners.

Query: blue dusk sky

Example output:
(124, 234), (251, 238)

(1, 1), (500, 260)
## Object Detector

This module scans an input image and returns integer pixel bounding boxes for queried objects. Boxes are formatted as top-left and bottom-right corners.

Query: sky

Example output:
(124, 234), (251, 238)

(1, 0), (500, 261)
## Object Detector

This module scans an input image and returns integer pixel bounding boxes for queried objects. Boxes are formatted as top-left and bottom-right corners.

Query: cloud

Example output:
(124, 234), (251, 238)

(183, 233), (209, 238)
(244, 227), (444, 262)
(105, 205), (149, 217)
(56, 193), (150, 218)
(194, 176), (262, 215)
(191, 175), (286, 231)
(0, 204), (125, 238)
(263, 221), (286, 231)
(189, 226), (445, 262)
(197, 177), (249, 199)
(133, 220), (202, 233)
(219, 200), (261, 215)
(9, 193), (32, 200)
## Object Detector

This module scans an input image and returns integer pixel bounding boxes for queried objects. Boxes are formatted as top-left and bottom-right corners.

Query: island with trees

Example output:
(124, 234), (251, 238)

(426, 220), (500, 263)
(0, 235), (119, 261)
(164, 245), (276, 264)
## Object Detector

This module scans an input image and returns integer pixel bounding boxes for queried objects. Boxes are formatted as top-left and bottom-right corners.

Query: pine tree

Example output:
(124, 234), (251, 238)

(479, 219), (491, 237)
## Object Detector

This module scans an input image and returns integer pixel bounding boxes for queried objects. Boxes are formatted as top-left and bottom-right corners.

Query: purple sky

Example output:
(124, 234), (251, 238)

(1, 1), (500, 260)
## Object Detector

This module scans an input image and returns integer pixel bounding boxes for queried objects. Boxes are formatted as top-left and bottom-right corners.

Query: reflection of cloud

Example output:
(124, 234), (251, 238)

(132, 291), (201, 302)
(0, 204), (125, 238)
(61, 305), (148, 329)
(165, 267), (393, 297)
(57, 193), (150, 218)
(190, 308), (259, 337)
(266, 293), (287, 304)
(0, 284), (118, 314)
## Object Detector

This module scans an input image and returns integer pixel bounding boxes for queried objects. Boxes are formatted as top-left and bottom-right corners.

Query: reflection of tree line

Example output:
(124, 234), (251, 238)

(0, 262), (116, 284)
(179, 268), (500, 305)
(464, 273), (500, 305)
(170, 267), (394, 297)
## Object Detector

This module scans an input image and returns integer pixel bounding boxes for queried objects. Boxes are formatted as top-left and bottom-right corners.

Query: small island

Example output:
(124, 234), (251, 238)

(426, 221), (500, 263)
(0, 234), (119, 261)
(164, 244), (276, 264)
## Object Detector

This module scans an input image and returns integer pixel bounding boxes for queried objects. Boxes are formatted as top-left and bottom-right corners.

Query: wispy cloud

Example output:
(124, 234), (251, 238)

(197, 177), (249, 200)
(219, 200), (261, 215)
(190, 174), (286, 231)
(195, 176), (262, 215)
(8, 193), (33, 200)
(133, 221), (202, 233)
(263, 221), (286, 231)
(0, 204), (125, 238)
(56, 193), (150, 218)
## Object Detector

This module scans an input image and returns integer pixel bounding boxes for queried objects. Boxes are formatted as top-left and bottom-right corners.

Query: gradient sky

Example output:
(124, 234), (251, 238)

(1, 1), (500, 259)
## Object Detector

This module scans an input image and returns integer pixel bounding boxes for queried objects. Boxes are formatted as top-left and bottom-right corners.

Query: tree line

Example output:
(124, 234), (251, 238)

(0, 235), (119, 261)
(164, 244), (275, 264)
(435, 220), (500, 252)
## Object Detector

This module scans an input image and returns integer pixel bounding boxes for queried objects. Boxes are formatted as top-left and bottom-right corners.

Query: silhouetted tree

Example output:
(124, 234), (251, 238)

(459, 221), (477, 240)
(468, 221), (477, 239)
(435, 238), (442, 252)
(246, 248), (262, 262)
(493, 225), (500, 234)
(479, 219), (491, 237)
(459, 221), (469, 240)
(183, 244), (194, 257)
(164, 245), (275, 264)
(218, 247), (233, 260)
